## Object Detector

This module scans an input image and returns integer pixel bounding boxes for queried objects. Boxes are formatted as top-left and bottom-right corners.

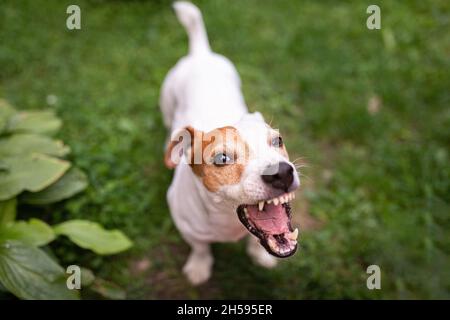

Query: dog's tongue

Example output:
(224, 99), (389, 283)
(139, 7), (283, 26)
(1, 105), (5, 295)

(247, 203), (290, 235)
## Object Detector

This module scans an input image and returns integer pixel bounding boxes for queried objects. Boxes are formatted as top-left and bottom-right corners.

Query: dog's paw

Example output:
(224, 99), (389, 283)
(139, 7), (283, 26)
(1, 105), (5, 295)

(182, 253), (213, 285)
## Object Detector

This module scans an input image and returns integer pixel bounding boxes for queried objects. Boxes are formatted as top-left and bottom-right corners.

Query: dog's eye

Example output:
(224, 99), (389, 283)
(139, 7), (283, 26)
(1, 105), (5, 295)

(213, 153), (232, 166)
(271, 136), (283, 148)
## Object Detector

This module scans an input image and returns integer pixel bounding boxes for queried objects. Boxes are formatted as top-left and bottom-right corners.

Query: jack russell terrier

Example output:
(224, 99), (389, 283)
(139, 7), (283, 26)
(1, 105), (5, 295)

(160, 1), (300, 285)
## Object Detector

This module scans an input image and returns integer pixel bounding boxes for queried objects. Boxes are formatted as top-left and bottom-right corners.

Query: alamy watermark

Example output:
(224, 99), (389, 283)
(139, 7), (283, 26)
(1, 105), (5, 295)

(66, 5), (81, 30)
(366, 5), (381, 30)
(64, 5), (381, 32)
(366, 265), (381, 290)
(66, 265), (81, 290)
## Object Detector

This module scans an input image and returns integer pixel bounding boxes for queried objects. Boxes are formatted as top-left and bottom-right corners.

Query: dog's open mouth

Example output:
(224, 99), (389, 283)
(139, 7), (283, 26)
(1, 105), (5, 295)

(237, 192), (298, 258)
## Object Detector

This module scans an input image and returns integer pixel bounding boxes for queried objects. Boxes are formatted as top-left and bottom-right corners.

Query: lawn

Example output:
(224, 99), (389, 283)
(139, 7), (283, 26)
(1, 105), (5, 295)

(1, 0), (449, 299)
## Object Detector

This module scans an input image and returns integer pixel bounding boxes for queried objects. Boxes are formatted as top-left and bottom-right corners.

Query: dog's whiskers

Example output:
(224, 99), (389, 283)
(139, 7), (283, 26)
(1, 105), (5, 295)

(292, 157), (307, 165)
(297, 172), (312, 183)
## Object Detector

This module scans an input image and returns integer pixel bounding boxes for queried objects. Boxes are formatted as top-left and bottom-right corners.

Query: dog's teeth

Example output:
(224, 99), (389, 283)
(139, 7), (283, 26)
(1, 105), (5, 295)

(273, 198), (279, 206)
(244, 207), (248, 213)
(280, 196), (286, 204)
(268, 238), (278, 251)
(288, 193), (293, 201)
(293, 228), (299, 240)
(292, 193), (296, 199)
(287, 228), (299, 240)
(267, 199), (272, 204)
(258, 201), (264, 211)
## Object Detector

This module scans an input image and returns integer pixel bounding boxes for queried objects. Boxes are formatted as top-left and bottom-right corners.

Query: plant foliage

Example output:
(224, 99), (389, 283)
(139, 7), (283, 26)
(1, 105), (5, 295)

(0, 101), (132, 299)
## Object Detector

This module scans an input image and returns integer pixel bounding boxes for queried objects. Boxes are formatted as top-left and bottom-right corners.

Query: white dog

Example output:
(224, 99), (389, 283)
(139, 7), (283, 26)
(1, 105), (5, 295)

(160, 1), (300, 285)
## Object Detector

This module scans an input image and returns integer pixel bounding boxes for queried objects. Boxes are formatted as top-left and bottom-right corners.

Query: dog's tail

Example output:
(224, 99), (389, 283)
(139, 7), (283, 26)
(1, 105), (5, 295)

(173, 1), (211, 55)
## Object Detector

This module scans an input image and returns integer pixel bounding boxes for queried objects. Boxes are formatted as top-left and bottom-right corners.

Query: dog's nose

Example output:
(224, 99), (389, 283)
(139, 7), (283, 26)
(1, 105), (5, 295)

(261, 162), (294, 192)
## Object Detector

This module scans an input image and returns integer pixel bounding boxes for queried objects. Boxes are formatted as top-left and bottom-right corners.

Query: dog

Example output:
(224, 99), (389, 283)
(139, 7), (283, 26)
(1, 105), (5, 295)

(160, 1), (300, 285)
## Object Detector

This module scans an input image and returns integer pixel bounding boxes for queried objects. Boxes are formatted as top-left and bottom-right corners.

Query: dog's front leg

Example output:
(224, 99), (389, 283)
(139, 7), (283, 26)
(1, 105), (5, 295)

(247, 235), (278, 269)
(183, 240), (213, 285)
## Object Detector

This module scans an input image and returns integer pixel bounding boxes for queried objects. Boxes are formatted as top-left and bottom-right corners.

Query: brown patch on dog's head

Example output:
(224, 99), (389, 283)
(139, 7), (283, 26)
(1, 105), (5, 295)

(164, 126), (249, 192)
(196, 126), (249, 192)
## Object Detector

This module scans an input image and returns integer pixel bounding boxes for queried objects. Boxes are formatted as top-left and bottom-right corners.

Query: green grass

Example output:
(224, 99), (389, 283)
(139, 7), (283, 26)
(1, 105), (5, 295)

(1, 0), (449, 299)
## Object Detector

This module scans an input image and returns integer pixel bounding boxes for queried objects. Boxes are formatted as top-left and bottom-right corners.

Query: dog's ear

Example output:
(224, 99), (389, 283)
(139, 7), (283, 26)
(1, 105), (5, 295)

(164, 126), (197, 169)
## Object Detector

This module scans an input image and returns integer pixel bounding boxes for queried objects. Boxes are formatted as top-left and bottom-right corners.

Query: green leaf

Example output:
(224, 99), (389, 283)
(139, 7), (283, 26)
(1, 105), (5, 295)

(21, 168), (88, 205)
(91, 278), (126, 300)
(0, 219), (55, 247)
(53, 220), (133, 255)
(0, 100), (16, 134)
(20, 168), (88, 205)
(0, 198), (16, 225)
(6, 110), (61, 135)
(0, 241), (79, 299)
(0, 153), (70, 201)
(0, 133), (70, 157)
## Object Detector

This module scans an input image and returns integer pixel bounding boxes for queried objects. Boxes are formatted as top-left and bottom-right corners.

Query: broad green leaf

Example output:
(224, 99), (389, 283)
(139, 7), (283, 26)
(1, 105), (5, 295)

(0, 219), (55, 246)
(0, 153), (70, 201)
(21, 168), (87, 205)
(0, 198), (16, 225)
(0, 241), (79, 300)
(0, 100), (16, 134)
(53, 220), (132, 255)
(91, 278), (126, 300)
(0, 133), (70, 157)
(6, 110), (61, 135)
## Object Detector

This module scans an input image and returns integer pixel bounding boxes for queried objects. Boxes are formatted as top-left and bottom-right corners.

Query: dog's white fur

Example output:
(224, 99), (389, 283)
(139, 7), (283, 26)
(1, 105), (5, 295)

(160, 1), (299, 285)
